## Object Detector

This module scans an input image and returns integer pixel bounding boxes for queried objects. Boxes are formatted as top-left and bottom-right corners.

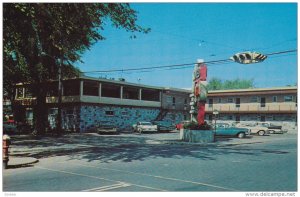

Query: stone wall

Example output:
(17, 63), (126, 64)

(79, 105), (161, 132)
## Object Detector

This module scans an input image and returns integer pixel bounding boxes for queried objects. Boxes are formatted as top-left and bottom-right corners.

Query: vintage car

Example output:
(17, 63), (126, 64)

(256, 122), (287, 134)
(152, 121), (175, 132)
(215, 123), (250, 138)
(235, 123), (269, 136)
(133, 121), (158, 133)
(97, 121), (118, 134)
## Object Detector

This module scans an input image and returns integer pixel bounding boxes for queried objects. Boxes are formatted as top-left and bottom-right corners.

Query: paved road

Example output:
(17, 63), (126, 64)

(3, 132), (297, 192)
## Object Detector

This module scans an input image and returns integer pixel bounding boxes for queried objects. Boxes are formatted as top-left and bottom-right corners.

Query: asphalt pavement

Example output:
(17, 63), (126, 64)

(2, 131), (297, 192)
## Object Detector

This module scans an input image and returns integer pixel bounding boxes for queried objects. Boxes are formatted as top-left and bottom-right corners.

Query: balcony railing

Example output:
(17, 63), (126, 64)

(206, 103), (297, 113)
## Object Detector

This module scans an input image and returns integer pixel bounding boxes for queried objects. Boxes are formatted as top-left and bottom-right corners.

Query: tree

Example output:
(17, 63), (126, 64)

(207, 78), (254, 90)
(206, 78), (223, 90)
(3, 3), (150, 135)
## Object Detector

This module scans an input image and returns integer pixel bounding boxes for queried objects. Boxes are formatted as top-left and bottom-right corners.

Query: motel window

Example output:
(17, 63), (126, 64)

(251, 96), (258, 103)
(83, 81), (99, 96)
(24, 87), (33, 98)
(272, 96), (278, 102)
(228, 115), (233, 120)
(184, 98), (188, 105)
(166, 96), (172, 103)
(217, 98), (222, 103)
(227, 98), (234, 103)
(284, 95), (293, 102)
(16, 87), (24, 98)
(105, 111), (115, 116)
(208, 99), (213, 107)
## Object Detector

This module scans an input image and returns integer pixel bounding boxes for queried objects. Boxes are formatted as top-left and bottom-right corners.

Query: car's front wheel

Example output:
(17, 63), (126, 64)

(237, 132), (245, 138)
(258, 130), (265, 136)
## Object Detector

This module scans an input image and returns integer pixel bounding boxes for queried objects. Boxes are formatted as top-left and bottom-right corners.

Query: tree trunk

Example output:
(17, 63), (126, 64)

(32, 83), (48, 135)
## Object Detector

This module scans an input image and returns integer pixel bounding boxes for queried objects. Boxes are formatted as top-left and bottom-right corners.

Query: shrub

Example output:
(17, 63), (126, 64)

(183, 121), (212, 130)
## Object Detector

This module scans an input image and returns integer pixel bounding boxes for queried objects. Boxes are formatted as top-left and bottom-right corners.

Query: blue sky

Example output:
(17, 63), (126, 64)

(76, 3), (297, 89)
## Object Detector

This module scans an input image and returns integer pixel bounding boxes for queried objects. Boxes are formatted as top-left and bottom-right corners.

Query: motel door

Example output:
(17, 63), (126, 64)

(260, 97), (266, 107)
(235, 98), (240, 108)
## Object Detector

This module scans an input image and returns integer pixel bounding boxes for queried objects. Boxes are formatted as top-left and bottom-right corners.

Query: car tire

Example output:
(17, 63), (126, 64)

(258, 130), (265, 136)
(237, 132), (245, 138)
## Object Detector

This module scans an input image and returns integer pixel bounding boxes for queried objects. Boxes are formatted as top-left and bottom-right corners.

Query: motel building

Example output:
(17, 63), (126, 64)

(12, 76), (297, 132)
(205, 87), (297, 131)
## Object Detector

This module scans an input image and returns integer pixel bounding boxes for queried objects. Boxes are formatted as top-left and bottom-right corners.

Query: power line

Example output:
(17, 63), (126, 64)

(81, 49), (297, 74)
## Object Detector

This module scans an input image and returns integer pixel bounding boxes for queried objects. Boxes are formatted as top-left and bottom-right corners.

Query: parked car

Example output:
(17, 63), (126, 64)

(97, 121), (118, 134)
(256, 122), (287, 134)
(236, 123), (269, 136)
(133, 121), (158, 133)
(152, 121), (175, 132)
(215, 123), (250, 138)
(175, 120), (191, 130)
(3, 121), (18, 134)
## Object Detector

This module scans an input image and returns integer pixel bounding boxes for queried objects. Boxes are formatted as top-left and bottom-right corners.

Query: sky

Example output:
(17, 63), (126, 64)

(75, 3), (298, 89)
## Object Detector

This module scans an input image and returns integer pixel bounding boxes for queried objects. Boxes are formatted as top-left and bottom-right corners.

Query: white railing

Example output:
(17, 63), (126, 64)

(206, 103), (297, 112)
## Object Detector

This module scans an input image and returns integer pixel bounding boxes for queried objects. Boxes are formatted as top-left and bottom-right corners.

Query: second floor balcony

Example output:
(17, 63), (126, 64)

(206, 103), (297, 113)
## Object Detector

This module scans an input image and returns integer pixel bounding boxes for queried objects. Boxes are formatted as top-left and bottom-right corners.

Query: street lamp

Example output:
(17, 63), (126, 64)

(213, 109), (219, 138)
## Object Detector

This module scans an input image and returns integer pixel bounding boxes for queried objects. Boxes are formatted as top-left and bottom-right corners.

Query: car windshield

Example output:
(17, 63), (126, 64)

(140, 122), (152, 125)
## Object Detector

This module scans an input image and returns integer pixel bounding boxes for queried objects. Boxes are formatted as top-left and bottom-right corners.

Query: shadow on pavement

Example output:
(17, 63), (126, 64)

(9, 133), (289, 163)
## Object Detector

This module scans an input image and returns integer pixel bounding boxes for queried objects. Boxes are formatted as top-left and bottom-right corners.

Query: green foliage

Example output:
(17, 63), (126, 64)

(207, 77), (255, 90)
(3, 3), (150, 92)
(3, 3), (150, 134)
(183, 121), (212, 130)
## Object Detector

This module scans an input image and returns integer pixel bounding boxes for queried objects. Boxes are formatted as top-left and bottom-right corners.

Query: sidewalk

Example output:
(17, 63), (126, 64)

(5, 156), (39, 169)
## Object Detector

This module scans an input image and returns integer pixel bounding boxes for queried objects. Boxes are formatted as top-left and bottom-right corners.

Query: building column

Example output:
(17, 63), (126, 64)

(23, 87), (25, 98)
(139, 88), (142, 100)
(120, 86), (123, 99)
(61, 84), (64, 96)
(159, 91), (162, 102)
(80, 80), (83, 97)
(15, 88), (18, 99)
(99, 82), (102, 97)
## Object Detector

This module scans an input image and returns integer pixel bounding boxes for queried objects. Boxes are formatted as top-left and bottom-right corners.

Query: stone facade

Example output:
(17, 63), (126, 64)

(48, 105), (188, 132)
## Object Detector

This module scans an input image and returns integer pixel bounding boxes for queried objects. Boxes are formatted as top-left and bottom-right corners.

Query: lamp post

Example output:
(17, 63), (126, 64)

(213, 109), (219, 139)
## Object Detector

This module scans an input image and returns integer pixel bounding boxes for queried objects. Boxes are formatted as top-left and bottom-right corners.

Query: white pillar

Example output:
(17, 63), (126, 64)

(120, 86), (123, 99)
(15, 88), (18, 99)
(80, 81), (83, 96)
(159, 91), (162, 102)
(99, 83), (102, 97)
(139, 89), (142, 100)
(22, 87), (25, 98)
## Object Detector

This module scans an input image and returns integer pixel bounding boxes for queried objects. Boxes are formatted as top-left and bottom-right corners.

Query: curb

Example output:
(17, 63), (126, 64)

(6, 157), (39, 169)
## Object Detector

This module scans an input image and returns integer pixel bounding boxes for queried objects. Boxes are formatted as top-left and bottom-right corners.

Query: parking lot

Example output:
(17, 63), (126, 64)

(3, 131), (297, 192)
